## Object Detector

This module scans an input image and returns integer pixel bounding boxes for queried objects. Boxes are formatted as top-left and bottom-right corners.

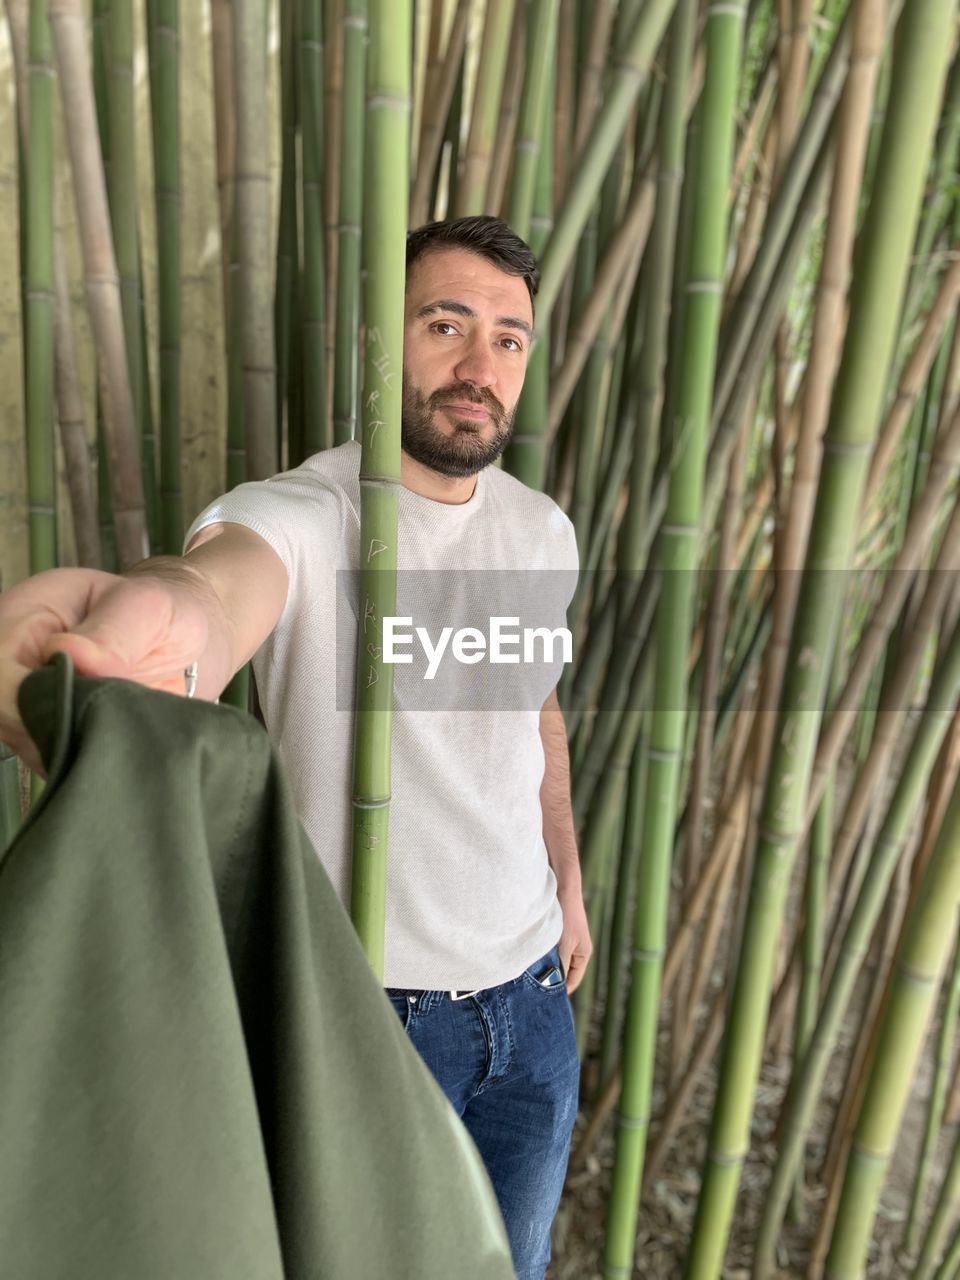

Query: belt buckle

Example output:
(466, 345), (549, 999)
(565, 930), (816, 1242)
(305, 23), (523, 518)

(449, 987), (481, 1001)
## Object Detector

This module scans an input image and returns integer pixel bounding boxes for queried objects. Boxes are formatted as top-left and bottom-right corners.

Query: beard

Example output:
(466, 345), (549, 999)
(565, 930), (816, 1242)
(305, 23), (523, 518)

(401, 372), (516, 478)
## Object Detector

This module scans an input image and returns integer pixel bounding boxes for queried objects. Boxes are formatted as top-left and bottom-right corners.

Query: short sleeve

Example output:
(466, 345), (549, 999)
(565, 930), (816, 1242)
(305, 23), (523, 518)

(183, 469), (347, 622)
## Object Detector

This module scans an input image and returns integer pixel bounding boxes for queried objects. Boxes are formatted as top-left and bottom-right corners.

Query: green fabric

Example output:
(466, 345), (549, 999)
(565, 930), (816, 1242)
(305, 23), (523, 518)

(1, 655), (515, 1279)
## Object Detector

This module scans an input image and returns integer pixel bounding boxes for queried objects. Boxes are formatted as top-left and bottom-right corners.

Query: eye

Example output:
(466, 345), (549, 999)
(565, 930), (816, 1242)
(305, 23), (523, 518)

(501, 336), (524, 352)
(430, 321), (460, 336)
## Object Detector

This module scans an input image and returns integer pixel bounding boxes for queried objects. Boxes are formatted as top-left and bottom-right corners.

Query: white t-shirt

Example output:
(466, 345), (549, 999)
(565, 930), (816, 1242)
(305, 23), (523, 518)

(186, 442), (579, 989)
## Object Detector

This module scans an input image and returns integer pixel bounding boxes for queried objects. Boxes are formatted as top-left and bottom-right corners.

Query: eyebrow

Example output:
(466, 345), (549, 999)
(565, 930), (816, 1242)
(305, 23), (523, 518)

(416, 298), (534, 340)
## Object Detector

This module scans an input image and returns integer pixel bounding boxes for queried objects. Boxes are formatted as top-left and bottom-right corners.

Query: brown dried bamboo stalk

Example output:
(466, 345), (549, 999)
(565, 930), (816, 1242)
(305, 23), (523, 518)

(545, 163), (656, 439)
(674, 414), (754, 1070)
(409, 0), (471, 226)
(484, 1), (525, 216)
(455, 0), (513, 217)
(552, 0), (575, 208)
(727, 104), (778, 302)
(5, 0), (99, 568)
(48, 0), (147, 568)
(571, 0), (617, 159)
(729, 47), (776, 207)
(863, 255), (960, 509)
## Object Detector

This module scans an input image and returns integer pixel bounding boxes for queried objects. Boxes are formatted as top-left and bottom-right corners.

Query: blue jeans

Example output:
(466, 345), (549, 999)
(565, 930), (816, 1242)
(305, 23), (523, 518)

(386, 945), (580, 1280)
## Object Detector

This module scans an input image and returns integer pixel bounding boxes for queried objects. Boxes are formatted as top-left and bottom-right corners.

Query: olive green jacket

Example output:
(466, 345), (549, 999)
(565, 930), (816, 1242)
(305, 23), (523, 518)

(1, 655), (515, 1279)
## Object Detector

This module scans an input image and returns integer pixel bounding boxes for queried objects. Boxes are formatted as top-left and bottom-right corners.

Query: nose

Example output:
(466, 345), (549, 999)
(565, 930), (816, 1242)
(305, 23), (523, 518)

(453, 335), (497, 390)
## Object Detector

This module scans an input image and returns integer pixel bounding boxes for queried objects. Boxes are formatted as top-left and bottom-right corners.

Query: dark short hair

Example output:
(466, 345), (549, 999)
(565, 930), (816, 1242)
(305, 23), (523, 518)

(406, 216), (539, 314)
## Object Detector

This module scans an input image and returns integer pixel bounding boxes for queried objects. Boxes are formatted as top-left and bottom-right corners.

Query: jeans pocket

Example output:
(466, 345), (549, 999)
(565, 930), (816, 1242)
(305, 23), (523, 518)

(385, 991), (413, 1028)
(521, 949), (567, 993)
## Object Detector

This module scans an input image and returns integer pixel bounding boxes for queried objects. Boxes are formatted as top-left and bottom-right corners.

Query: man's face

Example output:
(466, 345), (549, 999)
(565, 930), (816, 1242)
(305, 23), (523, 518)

(401, 247), (534, 478)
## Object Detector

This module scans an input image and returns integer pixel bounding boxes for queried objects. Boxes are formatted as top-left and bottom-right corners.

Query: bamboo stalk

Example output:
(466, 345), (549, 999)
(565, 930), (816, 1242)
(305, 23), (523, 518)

(504, 0), (557, 240)
(753, 611), (960, 1274)
(455, 0), (513, 217)
(410, 0), (470, 226)
(333, 0), (366, 445)
(349, 0), (410, 976)
(48, 0), (146, 568)
(323, 0), (343, 428)
(604, 7), (747, 1273)
(23, 0), (57, 574)
(233, 0), (277, 479)
(826, 783), (960, 1275)
(484, 0), (525, 217)
(535, 0), (679, 326)
(300, 0), (326, 458)
(545, 160), (656, 441)
(146, 0), (182, 552)
(907, 913), (960, 1267)
(863, 256), (960, 510)
(275, 0), (300, 465)
(691, 0), (955, 1268)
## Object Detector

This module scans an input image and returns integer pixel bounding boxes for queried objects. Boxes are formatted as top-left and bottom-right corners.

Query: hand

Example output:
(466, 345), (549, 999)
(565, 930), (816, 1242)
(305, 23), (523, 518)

(557, 888), (593, 994)
(0, 568), (209, 774)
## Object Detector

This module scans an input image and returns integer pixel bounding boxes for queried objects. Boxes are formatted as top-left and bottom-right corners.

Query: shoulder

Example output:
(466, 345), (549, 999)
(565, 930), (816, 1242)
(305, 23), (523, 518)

(483, 465), (578, 565)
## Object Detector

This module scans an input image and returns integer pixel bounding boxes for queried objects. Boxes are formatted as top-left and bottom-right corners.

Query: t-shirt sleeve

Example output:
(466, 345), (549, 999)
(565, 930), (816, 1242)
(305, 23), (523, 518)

(183, 471), (346, 623)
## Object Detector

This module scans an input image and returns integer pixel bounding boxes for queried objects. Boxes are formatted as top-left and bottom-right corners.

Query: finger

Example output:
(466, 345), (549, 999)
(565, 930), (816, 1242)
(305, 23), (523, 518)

(566, 959), (585, 994)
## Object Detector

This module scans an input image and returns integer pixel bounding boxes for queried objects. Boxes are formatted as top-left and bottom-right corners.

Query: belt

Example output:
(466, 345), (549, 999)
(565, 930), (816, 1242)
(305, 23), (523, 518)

(386, 986), (483, 1002)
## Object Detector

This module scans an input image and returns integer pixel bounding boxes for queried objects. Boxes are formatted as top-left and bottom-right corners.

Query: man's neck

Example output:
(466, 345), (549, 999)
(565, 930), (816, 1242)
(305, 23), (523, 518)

(400, 450), (479, 505)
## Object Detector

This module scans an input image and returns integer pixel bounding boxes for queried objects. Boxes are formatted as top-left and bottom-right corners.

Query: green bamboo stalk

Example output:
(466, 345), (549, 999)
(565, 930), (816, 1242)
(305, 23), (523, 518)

(455, 0), (513, 217)
(917, 1118), (960, 1280)
(690, 1), (957, 1272)
(333, 0), (366, 445)
(907, 913), (960, 1265)
(903, 55), (960, 331)
(934, 1219), (960, 1280)
(502, 52), (553, 489)
(535, 0), (678, 325)
(616, 0), (696, 582)
(300, 0), (327, 458)
(25, 0), (57, 574)
(603, 6), (746, 1275)
(349, 0), (410, 977)
(826, 783), (960, 1276)
(146, 0), (182, 553)
(505, 0), (557, 241)
(752, 612), (960, 1275)
(275, 0), (300, 464)
(233, 0), (277, 480)
(597, 711), (649, 1090)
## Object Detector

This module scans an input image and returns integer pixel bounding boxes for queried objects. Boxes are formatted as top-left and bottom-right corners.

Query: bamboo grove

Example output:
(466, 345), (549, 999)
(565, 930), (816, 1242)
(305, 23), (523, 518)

(1, 0), (960, 1274)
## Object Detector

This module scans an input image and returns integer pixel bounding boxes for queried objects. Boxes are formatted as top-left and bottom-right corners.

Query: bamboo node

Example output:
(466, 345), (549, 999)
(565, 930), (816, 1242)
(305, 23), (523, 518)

(614, 1111), (649, 1132)
(352, 796), (391, 810)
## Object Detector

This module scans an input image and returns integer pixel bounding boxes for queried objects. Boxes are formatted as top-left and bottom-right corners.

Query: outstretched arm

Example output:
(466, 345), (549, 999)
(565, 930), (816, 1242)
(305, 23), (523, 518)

(539, 689), (592, 993)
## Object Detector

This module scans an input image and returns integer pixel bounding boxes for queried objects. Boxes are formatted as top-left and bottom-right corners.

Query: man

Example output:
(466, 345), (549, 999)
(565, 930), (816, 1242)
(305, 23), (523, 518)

(0, 216), (591, 1280)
